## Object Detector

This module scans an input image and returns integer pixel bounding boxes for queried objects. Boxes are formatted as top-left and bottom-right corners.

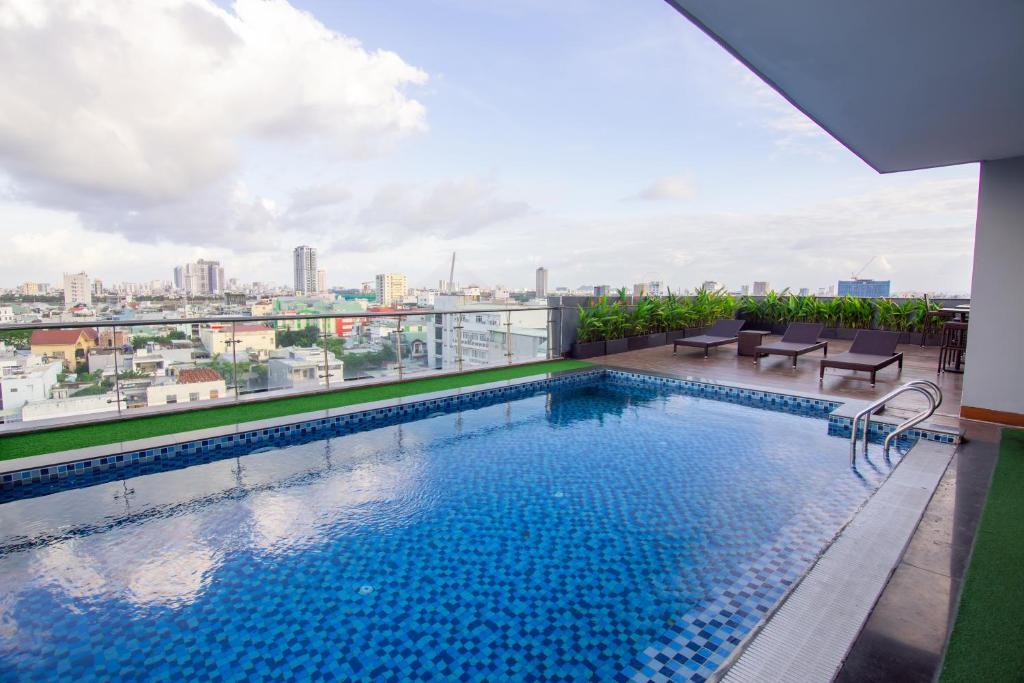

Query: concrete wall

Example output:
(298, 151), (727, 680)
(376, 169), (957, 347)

(961, 156), (1024, 422)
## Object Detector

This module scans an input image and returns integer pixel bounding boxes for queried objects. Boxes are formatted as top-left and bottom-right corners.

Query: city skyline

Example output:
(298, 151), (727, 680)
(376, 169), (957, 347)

(0, 1), (978, 293)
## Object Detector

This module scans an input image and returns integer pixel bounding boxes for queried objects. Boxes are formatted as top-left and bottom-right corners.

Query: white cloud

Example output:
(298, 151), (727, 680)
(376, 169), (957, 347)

(0, 0), (428, 243)
(358, 177), (532, 238)
(288, 183), (353, 214)
(632, 174), (696, 201)
(734, 71), (837, 154)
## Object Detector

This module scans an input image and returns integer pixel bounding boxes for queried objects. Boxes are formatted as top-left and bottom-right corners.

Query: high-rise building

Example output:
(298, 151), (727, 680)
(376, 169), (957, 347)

(91, 279), (103, 296)
(375, 273), (408, 306)
(174, 260), (225, 296)
(317, 269), (327, 294)
(632, 283), (648, 297)
(739, 284), (750, 296)
(752, 281), (770, 296)
(293, 246), (318, 294)
(20, 282), (50, 296)
(63, 272), (91, 308)
(535, 267), (549, 296)
(701, 280), (721, 292)
(837, 279), (890, 297)
(594, 285), (611, 297)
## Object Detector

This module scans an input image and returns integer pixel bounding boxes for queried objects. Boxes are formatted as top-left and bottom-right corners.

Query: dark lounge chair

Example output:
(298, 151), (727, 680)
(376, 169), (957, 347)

(755, 322), (828, 367)
(819, 330), (903, 386)
(673, 319), (746, 358)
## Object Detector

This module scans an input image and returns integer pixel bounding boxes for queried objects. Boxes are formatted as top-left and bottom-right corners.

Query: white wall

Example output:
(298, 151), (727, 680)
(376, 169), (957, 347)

(146, 379), (227, 406)
(961, 156), (1024, 418)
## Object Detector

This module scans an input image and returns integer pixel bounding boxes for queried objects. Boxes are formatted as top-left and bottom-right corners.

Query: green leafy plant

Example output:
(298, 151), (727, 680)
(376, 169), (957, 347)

(874, 298), (914, 332)
(663, 290), (691, 331)
(836, 295), (875, 329)
(575, 303), (604, 344)
(908, 297), (943, 334)
(624, 297), (656, 336)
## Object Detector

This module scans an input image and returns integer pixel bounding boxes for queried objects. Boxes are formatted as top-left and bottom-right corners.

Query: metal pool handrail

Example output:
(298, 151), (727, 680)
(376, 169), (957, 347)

(850, 379), (942, 465)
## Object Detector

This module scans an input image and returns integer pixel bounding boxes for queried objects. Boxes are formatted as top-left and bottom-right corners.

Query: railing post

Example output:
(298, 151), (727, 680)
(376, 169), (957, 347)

(111, 324), (123, 416)
(454, 313), (464, 373)
(230, 320), (239, 400)
(395, 315), (404, 381)
(322, 319), (331, 389)
(505, 311), (513, 365)
(546, 308), (554, 360)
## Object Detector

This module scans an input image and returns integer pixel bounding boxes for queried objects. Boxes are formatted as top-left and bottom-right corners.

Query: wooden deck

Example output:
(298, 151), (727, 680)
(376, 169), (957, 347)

(592, 336), (964, 430)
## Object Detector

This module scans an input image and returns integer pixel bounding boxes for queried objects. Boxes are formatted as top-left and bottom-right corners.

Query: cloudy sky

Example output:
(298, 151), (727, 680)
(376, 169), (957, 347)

(0, 0), (979, 293)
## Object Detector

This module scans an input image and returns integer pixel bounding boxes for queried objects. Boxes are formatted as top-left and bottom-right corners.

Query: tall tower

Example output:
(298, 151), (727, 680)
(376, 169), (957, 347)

(535, 267), (549, 297)
(375, 273), (408, 307)
(63, 272), (91, 308)
(293, 246), (318, 294)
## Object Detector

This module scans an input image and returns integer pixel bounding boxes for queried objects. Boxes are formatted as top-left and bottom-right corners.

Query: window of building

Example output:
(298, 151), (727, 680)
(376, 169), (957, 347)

(166, 395), (177, 404)
(189, 392), (200, 402)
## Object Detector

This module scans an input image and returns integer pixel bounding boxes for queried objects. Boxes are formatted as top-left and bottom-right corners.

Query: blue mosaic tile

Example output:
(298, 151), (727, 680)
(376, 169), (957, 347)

(0, 379), (906, 682)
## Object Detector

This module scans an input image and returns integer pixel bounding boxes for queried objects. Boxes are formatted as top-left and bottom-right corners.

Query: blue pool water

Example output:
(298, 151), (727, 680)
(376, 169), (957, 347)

(0, 377), (899, 682)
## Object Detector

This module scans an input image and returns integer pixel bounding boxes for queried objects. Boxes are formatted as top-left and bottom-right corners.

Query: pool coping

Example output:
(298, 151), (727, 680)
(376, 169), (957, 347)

(0, 367), (962, 485)
(719, 438), (956, 682)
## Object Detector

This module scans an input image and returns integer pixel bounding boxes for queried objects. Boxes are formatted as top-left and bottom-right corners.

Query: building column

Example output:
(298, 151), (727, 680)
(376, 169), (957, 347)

(960, 156), (1024, 425)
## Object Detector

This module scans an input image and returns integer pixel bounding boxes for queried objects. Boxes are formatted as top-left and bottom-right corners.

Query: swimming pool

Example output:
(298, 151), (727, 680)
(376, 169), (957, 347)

(0, 372), (904, 681)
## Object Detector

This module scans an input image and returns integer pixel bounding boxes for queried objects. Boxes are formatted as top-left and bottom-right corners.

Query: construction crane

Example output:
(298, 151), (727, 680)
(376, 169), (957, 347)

(851, 255), (876, 281)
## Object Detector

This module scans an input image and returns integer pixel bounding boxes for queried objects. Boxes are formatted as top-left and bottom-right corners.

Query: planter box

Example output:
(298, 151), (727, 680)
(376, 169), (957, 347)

(606, 338), (629, 354)
(571, 340), (606, 359)
(822, 327), (859, 340)
(685, 326), (709, 337)
(626, 334), (650, 351)
(645, 332), (667, 347)
(771, 323), (788, 335)
(665, 329), (687, 344)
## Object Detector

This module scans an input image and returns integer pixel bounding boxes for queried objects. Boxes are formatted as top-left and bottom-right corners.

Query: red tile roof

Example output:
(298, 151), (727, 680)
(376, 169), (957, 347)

(176, 368), (223, 384)
(30, 328), (97, 345)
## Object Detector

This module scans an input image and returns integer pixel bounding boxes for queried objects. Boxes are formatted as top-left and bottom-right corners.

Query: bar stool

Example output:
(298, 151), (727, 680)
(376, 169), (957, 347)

(938, 321), (968, 373)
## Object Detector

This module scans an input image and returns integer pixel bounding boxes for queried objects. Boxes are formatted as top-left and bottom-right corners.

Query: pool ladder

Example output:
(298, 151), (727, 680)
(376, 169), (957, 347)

(850, 380), (942, 465)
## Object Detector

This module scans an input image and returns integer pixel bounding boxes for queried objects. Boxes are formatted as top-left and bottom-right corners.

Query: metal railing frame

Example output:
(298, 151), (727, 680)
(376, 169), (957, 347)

(0, 307), (559, 433)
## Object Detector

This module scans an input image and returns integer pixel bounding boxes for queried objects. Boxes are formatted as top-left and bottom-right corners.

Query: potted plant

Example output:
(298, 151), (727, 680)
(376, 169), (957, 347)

(663, 290), (688, 343)
(626, 298), (656, 349)
(875, 298), (915, 343)
(604, 301), (629, 354)
(571, 303), (606, 359)
(816, 297), (842, 338)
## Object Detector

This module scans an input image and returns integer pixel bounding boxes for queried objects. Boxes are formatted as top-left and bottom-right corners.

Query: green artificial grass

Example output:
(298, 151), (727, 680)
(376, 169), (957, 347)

(0, 360), (592, 461)
(940, 428), (1024, 682)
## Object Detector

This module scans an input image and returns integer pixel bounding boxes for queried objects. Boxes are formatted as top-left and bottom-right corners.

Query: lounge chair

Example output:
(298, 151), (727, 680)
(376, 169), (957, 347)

(673, 319), (746, 358)
(755, 322), (828, 367)
(819, 330), (903, 386)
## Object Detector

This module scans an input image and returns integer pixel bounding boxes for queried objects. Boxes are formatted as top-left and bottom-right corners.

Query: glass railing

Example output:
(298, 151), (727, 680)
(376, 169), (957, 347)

(0, 306), (559, 433)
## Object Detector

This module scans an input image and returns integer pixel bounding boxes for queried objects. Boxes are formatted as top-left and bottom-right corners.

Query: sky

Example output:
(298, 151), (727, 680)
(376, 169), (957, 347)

(0, 0), (980, 294)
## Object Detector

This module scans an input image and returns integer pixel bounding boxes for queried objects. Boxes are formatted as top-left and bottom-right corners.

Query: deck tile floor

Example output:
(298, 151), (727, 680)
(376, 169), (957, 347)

(593, 337), (964, 430)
